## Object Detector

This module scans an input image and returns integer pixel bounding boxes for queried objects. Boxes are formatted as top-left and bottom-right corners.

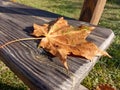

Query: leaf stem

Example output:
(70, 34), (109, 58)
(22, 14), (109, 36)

(0, 37), (43, 48)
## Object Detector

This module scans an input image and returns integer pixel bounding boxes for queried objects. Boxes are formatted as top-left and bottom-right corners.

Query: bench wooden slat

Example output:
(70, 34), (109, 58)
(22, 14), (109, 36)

(0, 0), (114, 90)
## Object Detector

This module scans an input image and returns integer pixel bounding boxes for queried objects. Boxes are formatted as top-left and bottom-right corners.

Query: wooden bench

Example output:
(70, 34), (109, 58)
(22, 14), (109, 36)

(0, 0), (114, 90)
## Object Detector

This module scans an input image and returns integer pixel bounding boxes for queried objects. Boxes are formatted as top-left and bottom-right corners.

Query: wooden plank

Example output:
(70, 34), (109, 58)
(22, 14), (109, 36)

(0, 0), (72, 21)
(79, 0), (107, 25)
(76, 84), (88, 90)
(0, 0), (114, 90)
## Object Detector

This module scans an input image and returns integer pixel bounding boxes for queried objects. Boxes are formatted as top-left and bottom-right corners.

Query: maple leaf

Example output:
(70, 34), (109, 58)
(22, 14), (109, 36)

(32, 17), (111, 69)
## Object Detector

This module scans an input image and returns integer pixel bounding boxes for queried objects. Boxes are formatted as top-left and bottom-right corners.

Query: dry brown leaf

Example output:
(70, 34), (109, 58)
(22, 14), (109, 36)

(32, 17), (111, 69)
(95, 84), (116, 90)
(10, 0), (16, 2)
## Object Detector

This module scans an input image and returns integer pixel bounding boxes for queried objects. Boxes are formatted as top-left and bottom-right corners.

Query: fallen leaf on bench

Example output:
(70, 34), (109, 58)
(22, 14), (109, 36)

(32, 17), (111, 69)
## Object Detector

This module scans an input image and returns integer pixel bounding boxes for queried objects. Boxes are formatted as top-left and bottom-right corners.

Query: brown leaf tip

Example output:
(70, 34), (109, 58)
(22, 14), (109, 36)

(95, 84), (116, 90)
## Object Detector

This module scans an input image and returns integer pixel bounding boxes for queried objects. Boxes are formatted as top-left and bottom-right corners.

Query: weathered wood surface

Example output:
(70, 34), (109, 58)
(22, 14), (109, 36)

(0, 0), (114, 90)
(79, 0), (107, 25)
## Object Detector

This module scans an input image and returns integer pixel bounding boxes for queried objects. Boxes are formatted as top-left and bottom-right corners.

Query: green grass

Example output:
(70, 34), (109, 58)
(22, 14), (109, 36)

(15, 0), (83, 19)
(0, 62), (28, 90)
(0, 0), (120, 89)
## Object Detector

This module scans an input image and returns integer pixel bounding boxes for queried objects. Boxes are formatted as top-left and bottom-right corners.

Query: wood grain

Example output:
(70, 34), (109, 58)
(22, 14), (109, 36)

(0, 0), (114, 90)
(79, 0), (107, 25)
